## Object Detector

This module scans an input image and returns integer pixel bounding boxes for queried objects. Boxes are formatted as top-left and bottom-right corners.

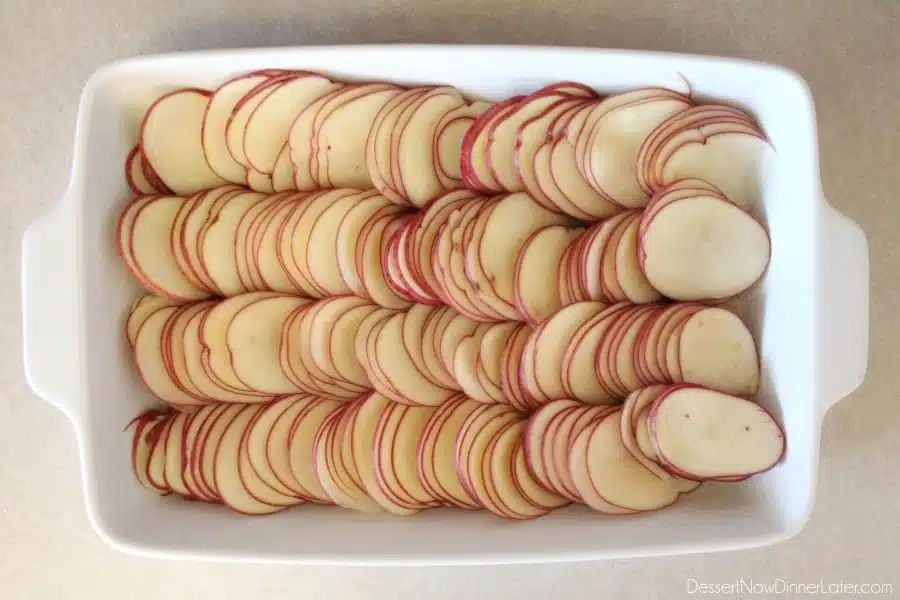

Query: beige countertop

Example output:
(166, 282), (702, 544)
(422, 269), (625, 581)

(1, 0), (897, 597)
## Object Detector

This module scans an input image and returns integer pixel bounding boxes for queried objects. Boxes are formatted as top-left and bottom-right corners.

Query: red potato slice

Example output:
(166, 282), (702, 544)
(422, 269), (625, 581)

(365, 88), (430, 205)
(162, 301), (217, 403)
(242, 74), (335, 174)
(199, 292), (282, 397)
(487, 92), (579, 192)
(412, 190), (478, 294)
(198, 190), (266, 296)
(511, 440), (568, 512)
(569, 89), (689, 185)
(562, 302), (630, 403)
(231, 194), (284, 293)
(513, 225), (582, 324)
(312, 403), (381, 513)
(393, 219), (440, 304)
(548, 404), (616, 502)
(128, 412), (169, 494)
(459, 203), (521, 321)
(417, 307), (463, 390)
(312, 85), (402, 189)
(178, 409), (217, 501)
(279, 189), (351, 297)
(243, 193), (297, 293)
(400, 304), (448, 388)
(141, 89), (228, 195)
(651, 304), (703, 382)
(335, 193), (400, 294)
(357, 212), (413, 310)
(126, 295), (178, 349)
(232, 405), (304, 508)
(633, 402), (704, 493)
(249, 195), (301, 294)
(394, 88), (466, 206)
(576, 409), (681, 512)
(244, 398), (304, 499)
(525, 301), (607, 403)
(144, 418), (174, 494)
(202, 73), (272, 183)
(177, 304), (269, 404)
(259, 395), (321, 499)
(197, 404), (242, 499)
(159, 413), (190, 497)
(370, 312), (457, 406)
(372, 402), (440, 514)
(347, 392), (399, 512)
(515, 99), (586, 201)
(433, 101), (491, 187)
(610, 305), (661, 396)
(500, 322), (534, 411)
(460, 96), (525, 192)
(618, 386), (673, 480)
(287, 301), (368, 399)
(125, 146), (158, 195)
(134, 306), (206, 408)
(436, 311), (481, 386)
(530, 140), (596, 221)
(649, 386), (785, 479)
(595, 210), (637, 303)
(579, 97), (692, 207)
(452, 323), (494, 403)
(455, 404), (523, 503)
(637, 105), (756, 193)
(480, 420), (554, 519)
(576, 217), (618, 301)
(614, 214), (662, 303)
(289, 84), (391, 189)
(637, 179), (725, 247)
(225, 75), (296, 167)
(676, 307), (760, 396)
(567, 417), (634, 515)
(304, 191), (367, 295)
(431, 204), (494, 320)
(309, 296), (377, 388)
(639, 194), (770, 301)
(657, 130), (771, 214)
(475, 322), (521, 403)
(225, 295), (310, 394)
(523, 399), (580, 497)
(122, 196), (210, 301)
(417, 396), (481, 508)
(473, 192), (570, 310)
(549, 139), (622, 220)
(170, 186), (241, 295)
(285, 395), (342, 503)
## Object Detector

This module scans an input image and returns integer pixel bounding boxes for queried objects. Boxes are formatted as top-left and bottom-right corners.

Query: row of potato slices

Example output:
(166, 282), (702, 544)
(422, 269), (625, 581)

(127, 291), (758, 410)
(461, 82), (771, 220)
(129, 69), (490, 206)
(119, 184), (766, 324)
(127, 393), (560, 518)
(128, 384), (784, 517)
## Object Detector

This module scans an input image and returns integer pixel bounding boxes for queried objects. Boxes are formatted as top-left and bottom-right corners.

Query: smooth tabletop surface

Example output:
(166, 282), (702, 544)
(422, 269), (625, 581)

(1, 1), (897, 598)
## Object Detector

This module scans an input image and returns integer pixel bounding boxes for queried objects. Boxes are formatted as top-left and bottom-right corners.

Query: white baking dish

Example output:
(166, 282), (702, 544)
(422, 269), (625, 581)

(22, 45), (869, 565)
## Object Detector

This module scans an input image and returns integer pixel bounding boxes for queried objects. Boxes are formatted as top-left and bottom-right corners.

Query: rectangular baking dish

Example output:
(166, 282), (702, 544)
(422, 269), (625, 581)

(22, 45), (869, 564)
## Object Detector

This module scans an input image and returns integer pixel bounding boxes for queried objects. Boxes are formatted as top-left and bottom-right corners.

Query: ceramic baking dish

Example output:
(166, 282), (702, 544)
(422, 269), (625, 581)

(22, 45), (869, 565)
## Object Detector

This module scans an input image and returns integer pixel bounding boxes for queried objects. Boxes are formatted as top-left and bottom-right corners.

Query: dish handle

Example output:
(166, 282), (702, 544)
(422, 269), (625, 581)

(817, 202), (870, 414)
(22, 191), (81, 422)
